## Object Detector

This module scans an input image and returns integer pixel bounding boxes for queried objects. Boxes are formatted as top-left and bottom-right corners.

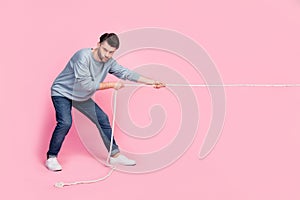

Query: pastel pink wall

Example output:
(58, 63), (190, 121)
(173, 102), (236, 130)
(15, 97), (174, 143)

(1, 0), (300, 199)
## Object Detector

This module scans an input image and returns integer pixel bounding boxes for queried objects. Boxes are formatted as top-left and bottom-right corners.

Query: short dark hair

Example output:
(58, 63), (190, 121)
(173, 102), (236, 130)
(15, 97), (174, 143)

(99, 33), (120, 49)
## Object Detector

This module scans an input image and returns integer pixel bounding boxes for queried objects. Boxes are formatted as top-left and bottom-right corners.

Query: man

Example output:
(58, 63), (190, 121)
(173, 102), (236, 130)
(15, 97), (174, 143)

(46, 33), (165, 171)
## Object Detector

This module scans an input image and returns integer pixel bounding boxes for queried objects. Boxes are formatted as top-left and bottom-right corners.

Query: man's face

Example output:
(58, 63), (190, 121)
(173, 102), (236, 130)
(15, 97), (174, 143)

(97, 40), (117, 62)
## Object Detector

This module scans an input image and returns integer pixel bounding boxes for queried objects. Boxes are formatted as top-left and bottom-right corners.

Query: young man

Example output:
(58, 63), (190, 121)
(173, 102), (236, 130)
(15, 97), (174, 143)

(46, 33), (165, 171)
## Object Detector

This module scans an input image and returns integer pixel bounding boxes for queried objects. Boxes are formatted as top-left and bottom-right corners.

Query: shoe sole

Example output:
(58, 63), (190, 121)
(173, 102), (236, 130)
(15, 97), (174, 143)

(46, 167), (62, 172)
(46, 165), (62, 172)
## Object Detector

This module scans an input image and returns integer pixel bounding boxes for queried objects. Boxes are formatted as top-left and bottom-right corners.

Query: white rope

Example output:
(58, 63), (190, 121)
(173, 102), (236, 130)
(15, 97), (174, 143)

(106, 91), (118, 164)
(54, 91), (118, 188)
(54, 167), (115, 188)
(54, 81), (300, 188)
(125, 83), (300, 87)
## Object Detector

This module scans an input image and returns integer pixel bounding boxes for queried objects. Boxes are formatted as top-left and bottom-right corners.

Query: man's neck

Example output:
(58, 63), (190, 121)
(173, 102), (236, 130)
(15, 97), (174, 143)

(92, 48), (102, 62)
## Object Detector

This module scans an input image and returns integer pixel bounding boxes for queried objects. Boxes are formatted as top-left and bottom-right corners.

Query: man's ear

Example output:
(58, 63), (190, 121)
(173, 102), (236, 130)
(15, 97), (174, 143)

(97, 42), (101, 47)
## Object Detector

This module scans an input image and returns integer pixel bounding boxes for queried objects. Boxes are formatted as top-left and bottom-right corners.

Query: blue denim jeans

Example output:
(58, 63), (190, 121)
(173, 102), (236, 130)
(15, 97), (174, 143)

(47, 96), (120, 158)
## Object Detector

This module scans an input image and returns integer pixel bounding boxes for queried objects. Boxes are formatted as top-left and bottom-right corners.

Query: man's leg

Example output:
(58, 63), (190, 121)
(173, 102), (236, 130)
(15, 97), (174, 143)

(46, 96), (73, 171)
(73, 98), (136, 166)
(72, 98), (119, 156)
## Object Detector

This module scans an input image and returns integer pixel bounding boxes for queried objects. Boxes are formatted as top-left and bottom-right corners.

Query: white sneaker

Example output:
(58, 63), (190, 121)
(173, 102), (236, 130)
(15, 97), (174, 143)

(110, 154), (136, 166)
(45, 157), (62, 171)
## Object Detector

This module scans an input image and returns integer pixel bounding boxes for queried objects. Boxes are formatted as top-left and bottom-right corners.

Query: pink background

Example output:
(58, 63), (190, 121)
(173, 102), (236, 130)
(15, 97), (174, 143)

(1, 0), (300, 199)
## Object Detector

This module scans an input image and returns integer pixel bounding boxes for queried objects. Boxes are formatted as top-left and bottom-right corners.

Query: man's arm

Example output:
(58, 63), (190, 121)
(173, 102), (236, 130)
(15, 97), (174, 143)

(109, 60), (165, 88)
(136, 76), (165, 89)
(98, 82), (124, 90)
(97, 78), (165, 91)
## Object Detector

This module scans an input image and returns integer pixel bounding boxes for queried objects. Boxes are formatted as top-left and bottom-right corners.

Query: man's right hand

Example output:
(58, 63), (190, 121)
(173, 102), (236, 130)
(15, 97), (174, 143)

(113, 82), (125, 90)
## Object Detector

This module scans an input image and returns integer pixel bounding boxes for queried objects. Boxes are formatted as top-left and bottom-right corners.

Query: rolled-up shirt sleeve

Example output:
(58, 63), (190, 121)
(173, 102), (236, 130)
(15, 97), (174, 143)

(109, 60), (140, 82)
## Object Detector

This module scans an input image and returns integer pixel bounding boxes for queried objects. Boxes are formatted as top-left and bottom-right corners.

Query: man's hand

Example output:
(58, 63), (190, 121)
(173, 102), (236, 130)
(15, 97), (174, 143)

(113, 82), (125, 90)
(136, 76), (165, 89)
(153, 81), (165, 89)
